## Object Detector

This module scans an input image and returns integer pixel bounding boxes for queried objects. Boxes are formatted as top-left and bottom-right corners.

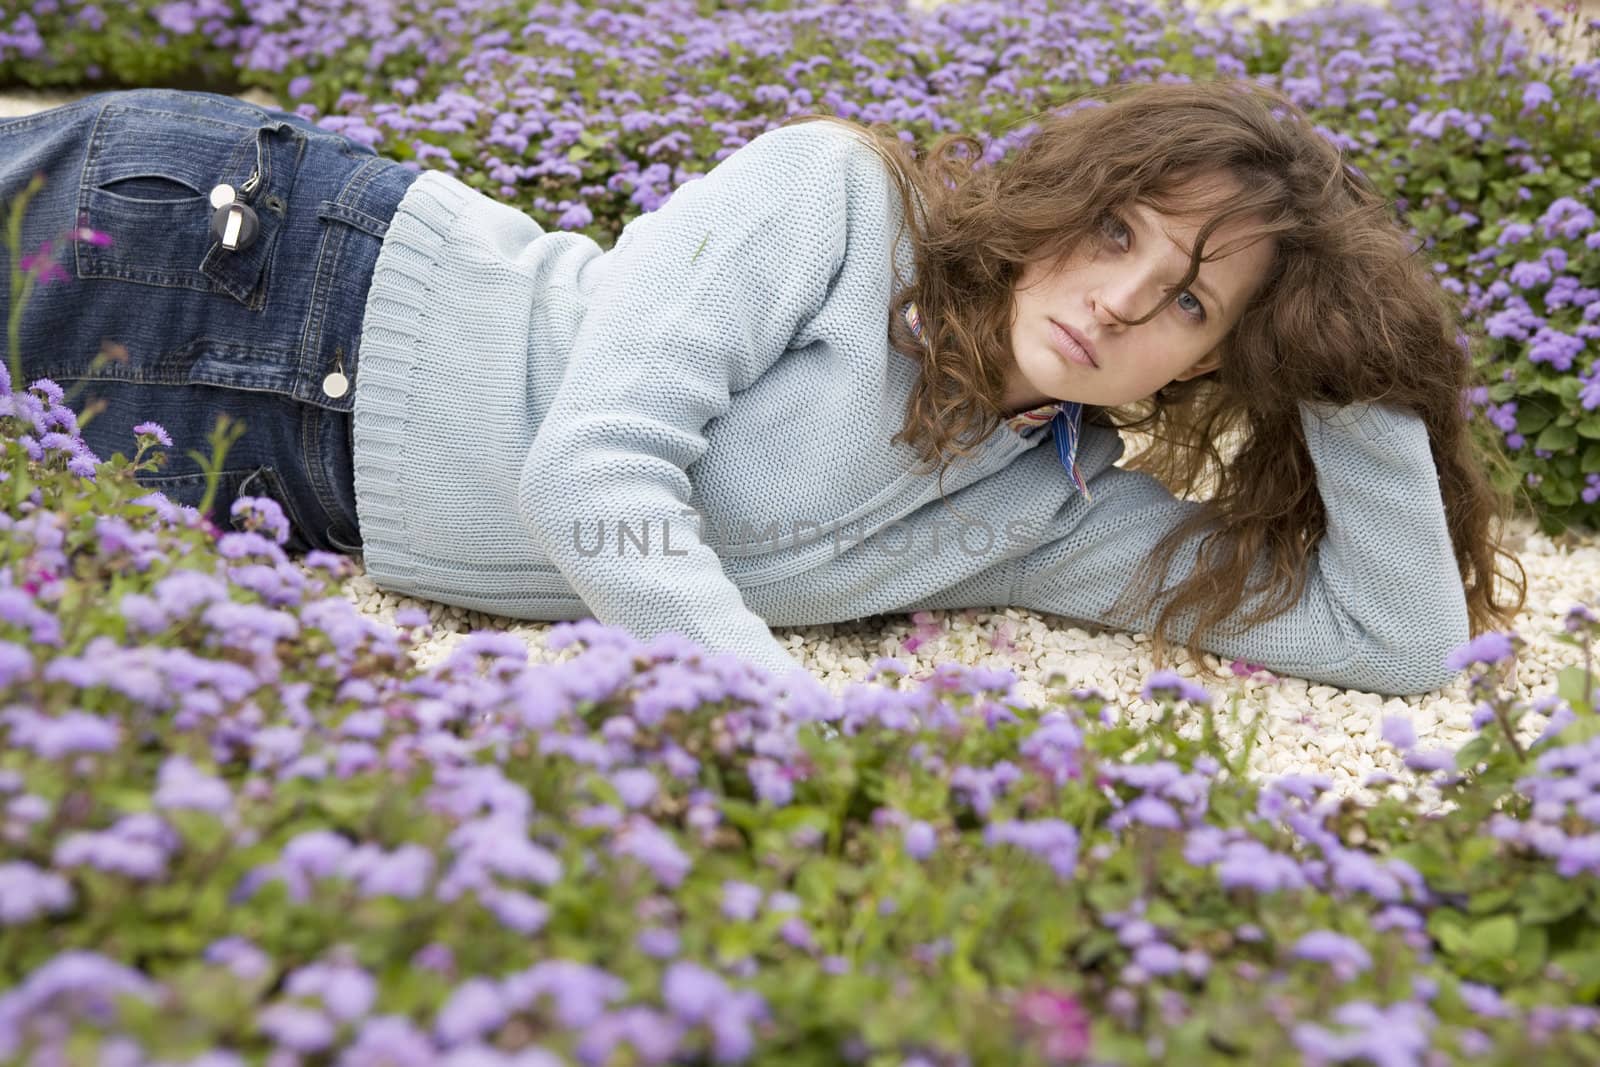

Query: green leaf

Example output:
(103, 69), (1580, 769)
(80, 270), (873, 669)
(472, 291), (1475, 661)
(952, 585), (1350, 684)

(1552, 949), (1600, 999)
(1561, 149), (1593, 178)
(1516, 404), (1555, 435)
(1467, 886), (1516, 915)
(1558, 715), (1600, 747)
(1556, 665), (1596, 715)
(1431, 910), (1471, 955)
(1074, 928), (1120, 967)
(1454, 735), (1494, 771)
(1536, 422), (1579, 452)
(1393, 842), (1452, 885)
(1466, 915), (1518, 959)
(1085, 878), (1135, 916)
(1446, 157), (1483, 199)
(1520, 871), (1588, 924)
(1514, 921), (1549, 979)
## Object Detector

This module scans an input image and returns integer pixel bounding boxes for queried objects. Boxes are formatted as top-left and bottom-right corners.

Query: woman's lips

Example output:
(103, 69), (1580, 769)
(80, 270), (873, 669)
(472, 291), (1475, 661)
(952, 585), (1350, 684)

(1049, 319), (1098, 369)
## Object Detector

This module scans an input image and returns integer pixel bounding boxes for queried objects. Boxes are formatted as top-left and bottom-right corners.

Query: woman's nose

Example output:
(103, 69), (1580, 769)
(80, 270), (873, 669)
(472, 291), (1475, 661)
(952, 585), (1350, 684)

(1091, 270), (1159, 325)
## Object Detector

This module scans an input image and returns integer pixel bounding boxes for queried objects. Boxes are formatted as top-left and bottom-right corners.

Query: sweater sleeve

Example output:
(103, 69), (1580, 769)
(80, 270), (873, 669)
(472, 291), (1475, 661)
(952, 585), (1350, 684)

(517, 124), (849, 681)
(1006, 400), (1471, 696)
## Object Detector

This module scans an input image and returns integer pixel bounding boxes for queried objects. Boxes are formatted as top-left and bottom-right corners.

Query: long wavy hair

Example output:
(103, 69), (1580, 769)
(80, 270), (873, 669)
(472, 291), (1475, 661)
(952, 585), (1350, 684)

(777, 78), (1528, 688)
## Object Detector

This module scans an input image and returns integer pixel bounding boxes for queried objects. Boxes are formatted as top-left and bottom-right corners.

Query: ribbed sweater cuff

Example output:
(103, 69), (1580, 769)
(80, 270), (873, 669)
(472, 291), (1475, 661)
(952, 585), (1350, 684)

(1299, 399), (1404, 439)
(351, 170), (476, 584)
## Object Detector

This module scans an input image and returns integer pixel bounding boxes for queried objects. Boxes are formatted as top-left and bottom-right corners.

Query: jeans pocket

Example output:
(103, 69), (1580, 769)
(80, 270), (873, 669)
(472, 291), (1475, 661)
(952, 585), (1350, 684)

(76, 97), (303, 311)
(135, 464), (313, 554)
(326, 525), (363, 556)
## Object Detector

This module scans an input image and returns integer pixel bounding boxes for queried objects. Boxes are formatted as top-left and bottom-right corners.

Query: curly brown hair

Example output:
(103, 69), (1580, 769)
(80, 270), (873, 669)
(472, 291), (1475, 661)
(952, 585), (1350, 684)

(778, 77), (1528, 689)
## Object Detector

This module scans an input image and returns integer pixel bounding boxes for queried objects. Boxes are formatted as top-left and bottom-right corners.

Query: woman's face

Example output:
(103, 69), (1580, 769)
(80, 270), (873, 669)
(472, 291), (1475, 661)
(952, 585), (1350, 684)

(1005, 183), (1276, 411)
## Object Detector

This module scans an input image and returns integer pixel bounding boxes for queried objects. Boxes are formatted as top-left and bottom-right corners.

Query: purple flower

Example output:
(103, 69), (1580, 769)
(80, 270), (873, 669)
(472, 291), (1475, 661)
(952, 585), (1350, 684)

(1140, 669), (1212, 705)
(1403, 748), (1456, 774)
(285, 961), (377, 1022)
(204, 937), (272, 982)
(0, 861), (74, 924)
(3, 707), (120, 759)
(660, 960), (767, 1061)
(661, 961), (728, 1024)
(479, 887), (550, 934)
(353, 844), (435, 900)
(1212, 840), (1309, 894)
(1496, 221), (1534, 245)
(0, 951), (157, 1058)
(983, 819), (1079, 880)
(1108, 795), (1183, 833)
(1381, 716), (1417, 751)
(1290, 930), (1373, 980)
(1328, 850), (1418, 904)
(53, 823), (170, 881)
(636, 927), (680, 959)
(1509, 259), (1553, 289)
(779, 916), (815, 952)
(435, 978), (508, 1046)
(574, 1006), (686, 1065)
(501, 961), (628, 1030)
(903, 819), (936, 860)
(153, 755), (233, 814)
(612, 817), (692, 888)
(342, 1015), (439, 1066)
(283, 830), (352, 878)
(0, 641), (32, 689)
(721, 880), (763, 921)
(746, 758), (794, 806)
(1556, 834), (1600, 878)
(1444, 632), (1517, 672)
(259, 1002), (337, 1053)
(610, 767), (659, 809)
(1458, 981), (1514, 1020)
(1521, 80), (1554, 113)
(130, 421), (172, 447)
(1132, 941), (1185, 977)
(445, 817), (559, 886)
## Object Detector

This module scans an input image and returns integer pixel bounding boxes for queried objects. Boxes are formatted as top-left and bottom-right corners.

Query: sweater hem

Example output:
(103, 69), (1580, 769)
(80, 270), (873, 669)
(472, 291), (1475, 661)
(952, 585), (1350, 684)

(351, 170), (477, 587)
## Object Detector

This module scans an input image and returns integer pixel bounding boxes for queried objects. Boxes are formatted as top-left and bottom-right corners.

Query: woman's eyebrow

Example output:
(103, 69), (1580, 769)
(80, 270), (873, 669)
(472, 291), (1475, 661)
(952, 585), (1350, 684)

(1132, 207), (1225, 316)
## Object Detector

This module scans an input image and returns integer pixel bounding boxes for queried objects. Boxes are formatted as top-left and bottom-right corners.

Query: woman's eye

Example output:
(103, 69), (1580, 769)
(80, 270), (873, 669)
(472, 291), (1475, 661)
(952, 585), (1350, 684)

(1101, 213), (1130, 246)
(1103, 212), (1207, 323)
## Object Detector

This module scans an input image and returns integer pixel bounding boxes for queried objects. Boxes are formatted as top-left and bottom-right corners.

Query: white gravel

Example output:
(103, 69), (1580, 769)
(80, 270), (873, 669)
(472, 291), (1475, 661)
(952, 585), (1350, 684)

(317, 507), (1596, 817)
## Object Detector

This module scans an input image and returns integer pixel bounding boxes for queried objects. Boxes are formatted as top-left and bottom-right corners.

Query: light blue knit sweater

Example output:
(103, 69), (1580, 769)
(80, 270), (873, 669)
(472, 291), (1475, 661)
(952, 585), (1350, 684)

(350, 120), (1470, 697)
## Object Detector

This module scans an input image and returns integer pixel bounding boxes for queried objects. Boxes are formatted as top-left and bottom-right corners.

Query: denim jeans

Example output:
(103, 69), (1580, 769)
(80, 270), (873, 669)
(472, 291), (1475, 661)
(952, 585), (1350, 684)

(0, 88), (421, 556)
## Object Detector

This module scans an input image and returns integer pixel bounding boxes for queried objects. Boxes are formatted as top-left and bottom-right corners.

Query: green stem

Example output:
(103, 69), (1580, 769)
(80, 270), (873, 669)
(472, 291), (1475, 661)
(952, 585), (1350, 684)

(6, 173), (45, 392)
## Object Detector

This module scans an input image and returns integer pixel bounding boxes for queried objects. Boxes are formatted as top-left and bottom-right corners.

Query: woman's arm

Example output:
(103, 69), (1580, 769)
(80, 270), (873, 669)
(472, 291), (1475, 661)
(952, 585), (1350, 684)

(518, 123), (852, 681)
(1007, 400), (1470, 696)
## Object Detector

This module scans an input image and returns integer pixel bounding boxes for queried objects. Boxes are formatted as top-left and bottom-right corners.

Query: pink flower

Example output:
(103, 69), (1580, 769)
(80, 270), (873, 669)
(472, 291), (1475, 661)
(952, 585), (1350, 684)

(1016, 988), (1091, 1063)
(19, 247), (69, 286)
(1229, 658), (1274, 680)
(900, 610), (945, 654)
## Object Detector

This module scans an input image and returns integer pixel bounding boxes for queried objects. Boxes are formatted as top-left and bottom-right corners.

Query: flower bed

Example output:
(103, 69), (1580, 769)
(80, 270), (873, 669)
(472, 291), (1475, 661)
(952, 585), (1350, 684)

(3, 368), (1600, 1064)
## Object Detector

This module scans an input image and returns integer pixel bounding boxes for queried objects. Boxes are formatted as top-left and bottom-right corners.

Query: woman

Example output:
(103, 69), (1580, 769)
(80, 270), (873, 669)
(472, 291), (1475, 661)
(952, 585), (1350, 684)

(0, 79), (1526, 696)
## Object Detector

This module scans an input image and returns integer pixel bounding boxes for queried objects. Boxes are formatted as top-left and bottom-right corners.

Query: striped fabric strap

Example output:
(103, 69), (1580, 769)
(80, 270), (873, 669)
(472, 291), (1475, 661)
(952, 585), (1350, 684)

(903, 300), (1093, 502)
